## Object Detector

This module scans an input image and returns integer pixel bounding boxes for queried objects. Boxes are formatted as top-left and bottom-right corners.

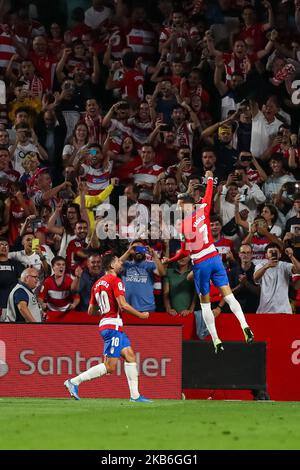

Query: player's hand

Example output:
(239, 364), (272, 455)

(140, 311), (150, 319)
(161, 257), (170, 265)
(205, 170), (213, 179)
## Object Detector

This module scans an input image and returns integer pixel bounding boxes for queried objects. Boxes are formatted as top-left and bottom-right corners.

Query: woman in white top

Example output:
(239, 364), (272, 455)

(62, 122), (91, 167)
(260, 204), (282, 237)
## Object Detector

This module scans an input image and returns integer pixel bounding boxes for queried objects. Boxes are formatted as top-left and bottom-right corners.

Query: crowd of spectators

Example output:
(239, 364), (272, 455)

(1, 0), (300, 327)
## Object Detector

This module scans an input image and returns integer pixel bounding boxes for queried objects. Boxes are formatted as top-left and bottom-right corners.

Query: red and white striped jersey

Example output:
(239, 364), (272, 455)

(133, 163), (164, 186)
(0, 31), (16, 69)
(159, 26), (191, 63)
(169, 177), (219, 265)
(128, 117), (153, 147)
(108, 119), (132, 154)
(126, 23), (157, 62)
(173, 122), (194, 150)
(223, 52), (257, 83)
(39, 275), (78, 312)
(251, 236), (269, 261)
(28, 51), (57, 91)
(81, 161), (113, 195)
(214, 237), (235, 263)
(89, 274), (126, 331)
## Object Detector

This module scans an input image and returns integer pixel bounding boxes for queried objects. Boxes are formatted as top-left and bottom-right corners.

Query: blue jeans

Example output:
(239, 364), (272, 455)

(194, 309), (209, 340)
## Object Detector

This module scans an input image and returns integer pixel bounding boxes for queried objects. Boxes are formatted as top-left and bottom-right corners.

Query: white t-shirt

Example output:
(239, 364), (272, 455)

(84, 6), (112, 29)
(8, 250), (43, 273)
(9, 142), (40, 175)
(250, 111), (282, 157)
(255, 260), (293, 313)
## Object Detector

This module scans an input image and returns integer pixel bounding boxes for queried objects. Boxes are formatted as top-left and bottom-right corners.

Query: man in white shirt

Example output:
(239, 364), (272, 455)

(84, 0), (112, 30)
(254, 243), (300, 313)
(250, 97), (283, 158)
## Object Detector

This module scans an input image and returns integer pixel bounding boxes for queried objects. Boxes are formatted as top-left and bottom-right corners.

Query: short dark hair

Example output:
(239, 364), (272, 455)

(187, 174), (201, 182)
(51, 256), (66, 267)
(102, 253), (117, 272)
(15, 107), (29, 115)
(265, 243), (281, 253)
(122, 51), (136, 69)
(269, 152), (284, 162)
(202, 146), (216, 155)
(210, 214), (222, 225)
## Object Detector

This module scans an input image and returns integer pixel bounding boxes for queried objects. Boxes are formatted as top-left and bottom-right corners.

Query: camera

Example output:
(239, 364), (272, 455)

(239, 194), (246, 202)
(134, 246), (147, 254)
(89, 149), (97, 156)
(233, 173), (242, 181)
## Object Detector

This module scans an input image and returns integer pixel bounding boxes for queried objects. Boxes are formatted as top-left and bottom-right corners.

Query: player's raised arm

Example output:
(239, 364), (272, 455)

(116, 295), (149, 319)
(202, 170), (214, 210)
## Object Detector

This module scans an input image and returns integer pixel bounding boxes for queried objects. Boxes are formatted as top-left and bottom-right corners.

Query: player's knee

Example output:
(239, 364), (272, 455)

(105, 361), (117, 374)
(125, 352), (136, 363)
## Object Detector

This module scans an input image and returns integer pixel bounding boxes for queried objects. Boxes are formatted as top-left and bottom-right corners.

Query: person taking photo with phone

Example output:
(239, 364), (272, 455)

(119, 241), (166, 312)
(254, 244), (300, 314)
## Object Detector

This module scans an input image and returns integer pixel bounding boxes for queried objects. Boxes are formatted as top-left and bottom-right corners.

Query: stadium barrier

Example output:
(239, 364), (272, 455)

(183, 341), (266, 390)
(0, 324), (182, 399)
(44, 312), (300, 401)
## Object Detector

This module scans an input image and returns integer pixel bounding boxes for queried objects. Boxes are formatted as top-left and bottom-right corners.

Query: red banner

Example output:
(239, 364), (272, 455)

(0, 325), (182, 399)
(46, 310), (197, 340)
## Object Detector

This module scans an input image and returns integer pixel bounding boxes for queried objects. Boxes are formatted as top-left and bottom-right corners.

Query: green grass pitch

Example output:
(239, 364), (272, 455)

(1, 398), (300, 450)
